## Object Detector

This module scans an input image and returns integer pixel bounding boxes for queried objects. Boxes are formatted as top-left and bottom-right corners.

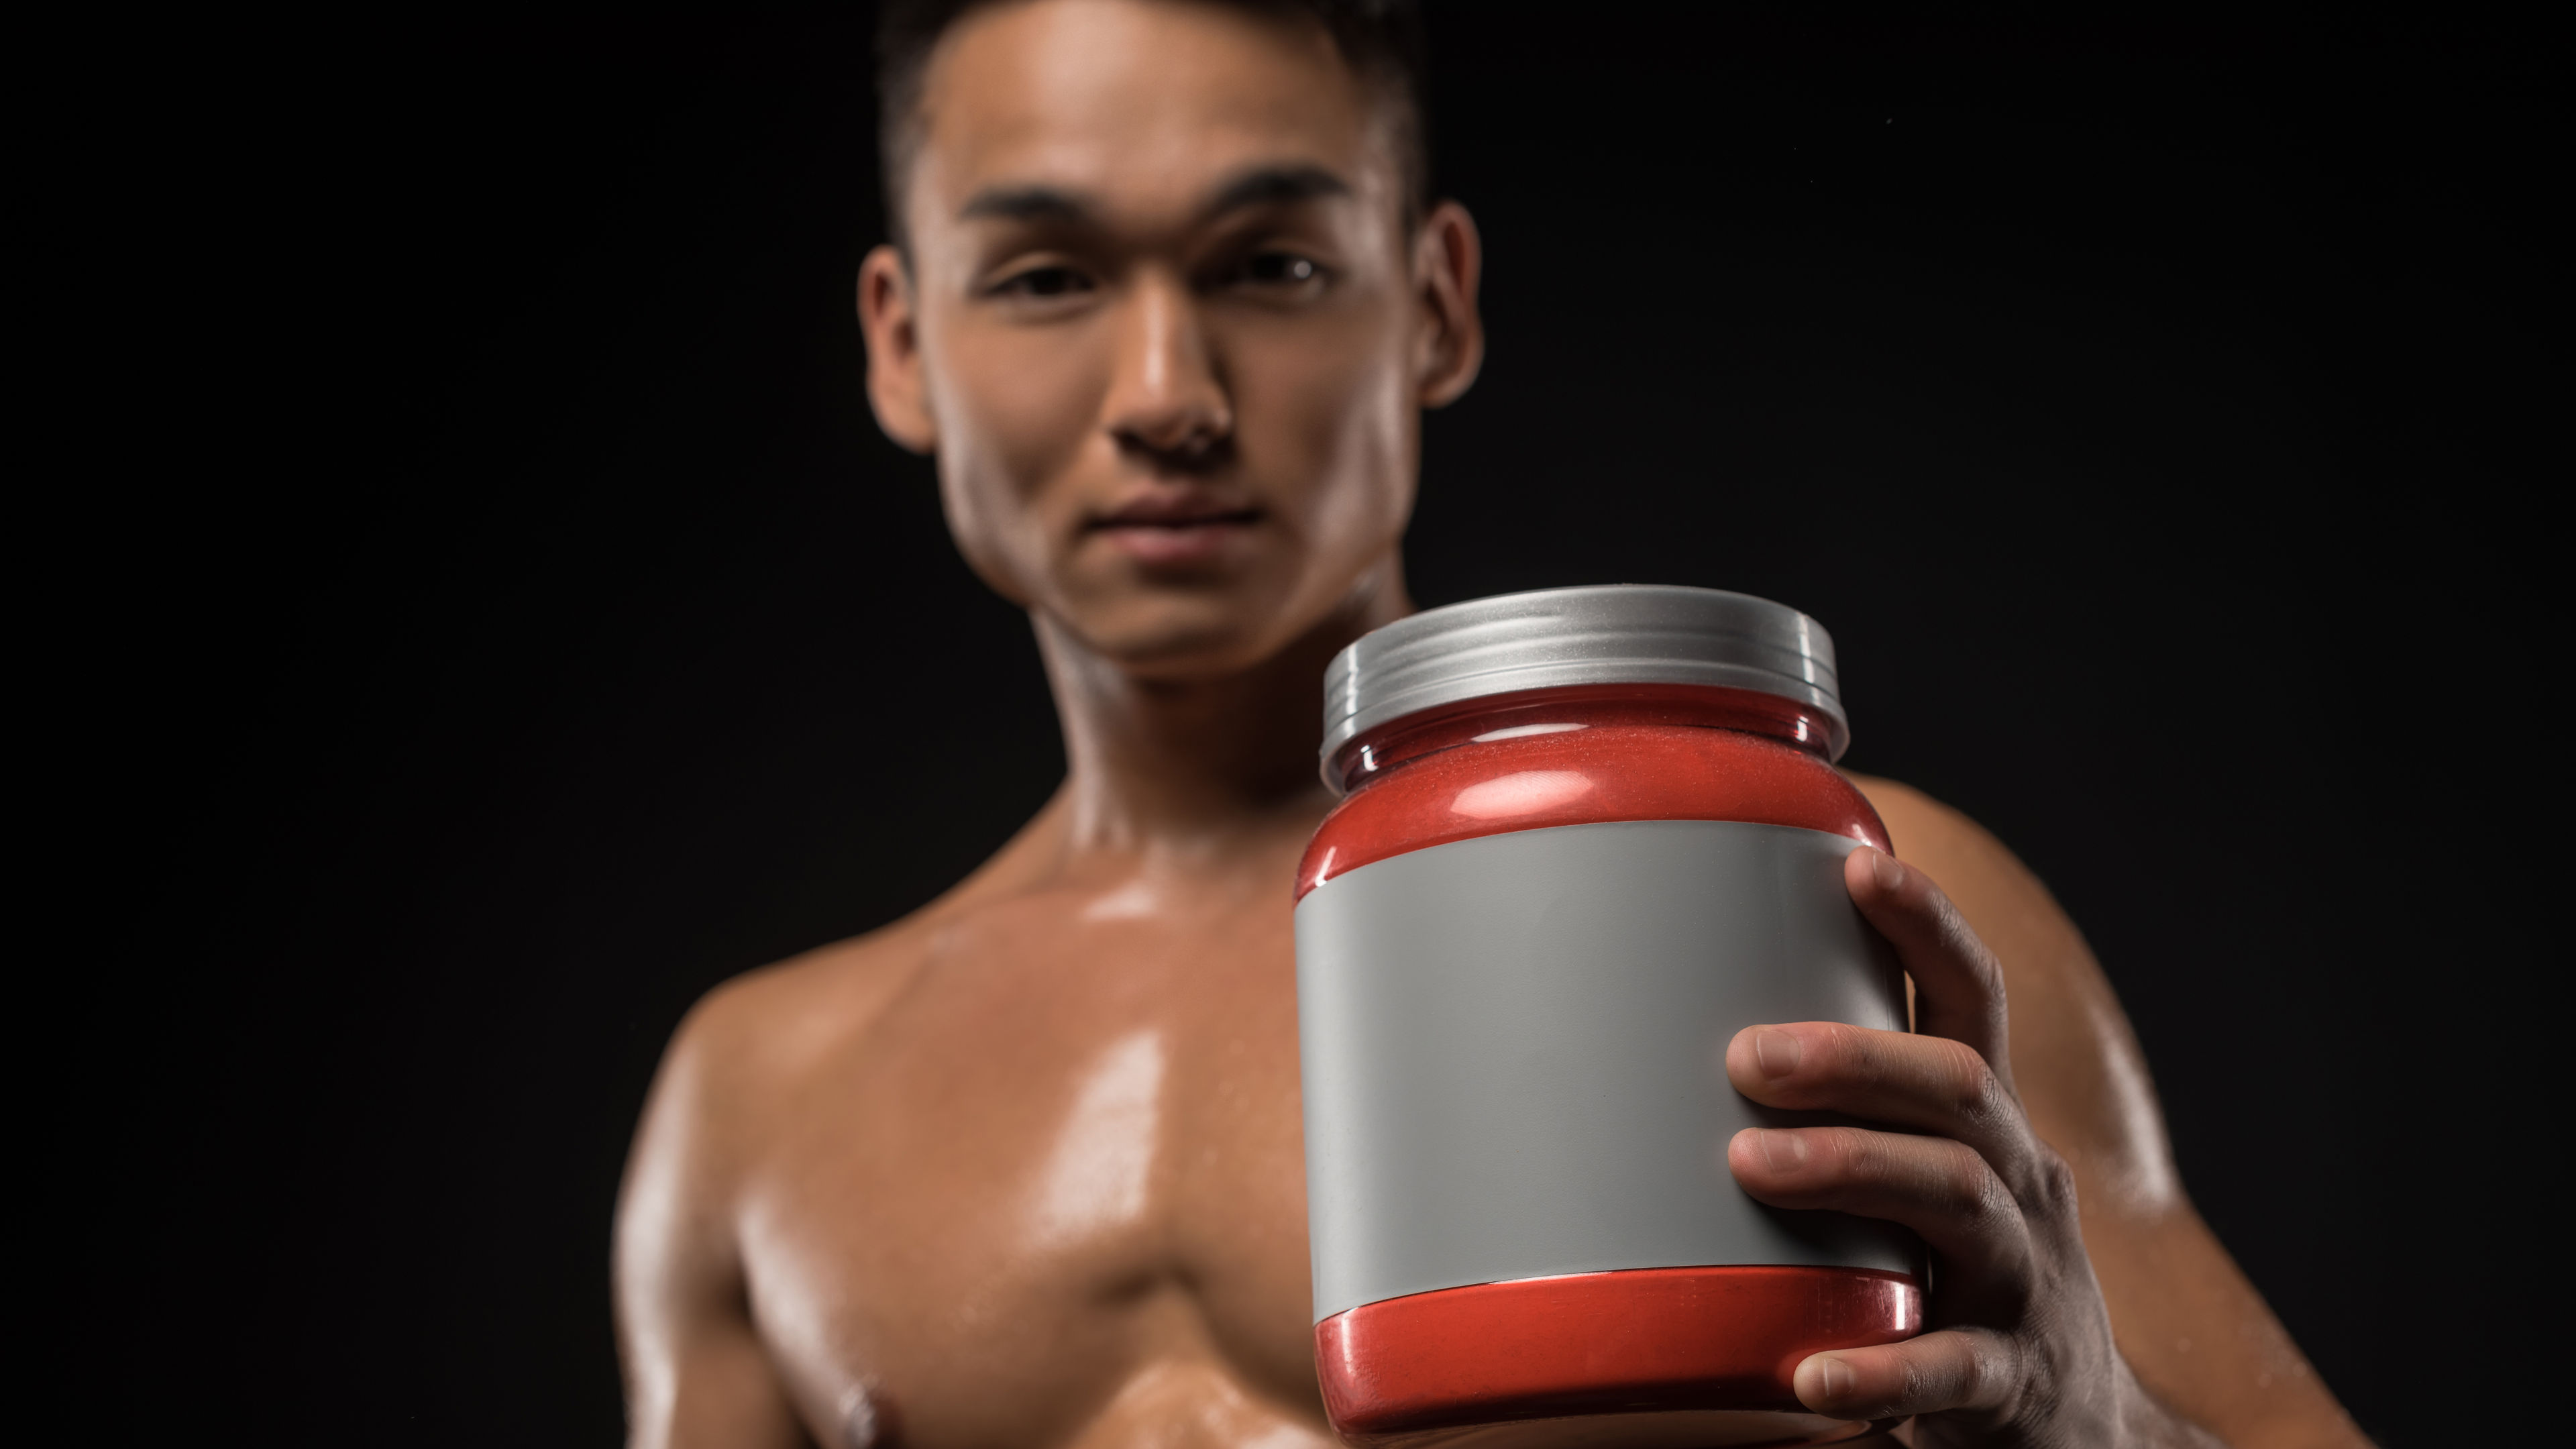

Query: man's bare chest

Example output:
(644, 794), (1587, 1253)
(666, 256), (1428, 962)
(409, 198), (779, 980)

(736, 888), (1331, 1444)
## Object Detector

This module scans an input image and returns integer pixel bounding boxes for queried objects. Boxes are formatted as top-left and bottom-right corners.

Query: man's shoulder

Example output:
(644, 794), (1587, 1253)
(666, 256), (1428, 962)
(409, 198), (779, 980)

(661, 912), (939, 1116)
(622, 910), (946, 1240)
(1844, 772), (1969, 851)
(1841, 772), (2092, 991)
(648, 800), (1071, 1135)
(1844, 773), (2041, 903)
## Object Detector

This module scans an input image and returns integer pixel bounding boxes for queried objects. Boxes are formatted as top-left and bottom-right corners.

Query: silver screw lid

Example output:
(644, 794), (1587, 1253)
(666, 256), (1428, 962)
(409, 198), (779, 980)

(1321, 584), (1849, 782)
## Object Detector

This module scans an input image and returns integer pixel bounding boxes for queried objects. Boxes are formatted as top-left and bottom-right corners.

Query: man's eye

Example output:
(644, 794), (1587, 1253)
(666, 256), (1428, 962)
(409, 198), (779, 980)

(1238, 252), (1322, 286)
(997, 266), (1093, 298)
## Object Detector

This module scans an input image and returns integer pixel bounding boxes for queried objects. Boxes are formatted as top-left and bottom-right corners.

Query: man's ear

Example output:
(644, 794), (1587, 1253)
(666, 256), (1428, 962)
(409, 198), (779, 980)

(1411, 201), (1485, 408)
(858, 244), (938, 453)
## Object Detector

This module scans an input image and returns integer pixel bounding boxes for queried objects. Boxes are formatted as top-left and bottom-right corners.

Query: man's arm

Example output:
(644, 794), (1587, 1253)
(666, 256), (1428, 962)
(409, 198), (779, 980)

(614, 989), (816, 1449)
(1822, 777), (2369, 1446)
(1864, 781), (2365, 1442)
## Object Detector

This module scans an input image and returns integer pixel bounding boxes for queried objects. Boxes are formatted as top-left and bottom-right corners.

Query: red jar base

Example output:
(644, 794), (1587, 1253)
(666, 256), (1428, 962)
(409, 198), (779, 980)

(1315, 1265), (1922, 1446)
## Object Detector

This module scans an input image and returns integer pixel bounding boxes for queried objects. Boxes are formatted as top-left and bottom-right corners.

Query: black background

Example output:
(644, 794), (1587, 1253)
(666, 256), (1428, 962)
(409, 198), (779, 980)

(138, 5), (2560, 1444)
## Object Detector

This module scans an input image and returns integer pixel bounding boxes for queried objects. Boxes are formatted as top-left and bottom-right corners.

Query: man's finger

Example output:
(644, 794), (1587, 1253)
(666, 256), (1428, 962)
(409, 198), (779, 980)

(1792, 1328), (2022, 1421)
(1843, 847), (2012, 1083)
(1725, 1020), (2041, 1192)
(1726, 1124), (2034, 1291)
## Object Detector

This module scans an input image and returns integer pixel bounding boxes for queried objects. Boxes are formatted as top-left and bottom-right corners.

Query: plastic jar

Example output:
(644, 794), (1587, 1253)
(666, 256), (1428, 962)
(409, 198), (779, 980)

(1293, 585), (1921, 1448)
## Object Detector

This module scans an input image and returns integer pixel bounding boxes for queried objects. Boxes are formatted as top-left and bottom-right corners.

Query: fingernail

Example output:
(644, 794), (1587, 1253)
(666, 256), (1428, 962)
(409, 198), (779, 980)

(1870, 849), (1905, 892)
(1752, 1028), (1803, 1077)
(1756, 1128), (1809, 1172)
(1817, 1355), (1858, 1400)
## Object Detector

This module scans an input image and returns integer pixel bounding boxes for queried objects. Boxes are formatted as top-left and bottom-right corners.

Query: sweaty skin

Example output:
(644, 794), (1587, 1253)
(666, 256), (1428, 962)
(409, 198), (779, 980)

(613, 3), (2373, 1446)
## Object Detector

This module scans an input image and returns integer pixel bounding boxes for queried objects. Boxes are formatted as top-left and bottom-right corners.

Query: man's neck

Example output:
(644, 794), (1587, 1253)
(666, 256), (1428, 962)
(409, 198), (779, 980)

(1035, 562), (1414, 866)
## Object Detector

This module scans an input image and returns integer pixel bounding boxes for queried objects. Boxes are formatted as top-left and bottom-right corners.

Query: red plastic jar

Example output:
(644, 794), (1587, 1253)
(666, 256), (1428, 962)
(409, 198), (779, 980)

(1291, 586), (1922, 1448)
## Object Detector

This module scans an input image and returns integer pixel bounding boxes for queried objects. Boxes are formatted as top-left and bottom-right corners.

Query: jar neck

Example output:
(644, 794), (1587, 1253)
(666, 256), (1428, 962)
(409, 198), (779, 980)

(1330, 683), (1839, 796)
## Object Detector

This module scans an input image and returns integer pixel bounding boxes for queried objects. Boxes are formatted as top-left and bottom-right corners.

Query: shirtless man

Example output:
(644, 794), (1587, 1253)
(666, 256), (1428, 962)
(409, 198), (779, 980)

(614, 3), (2373, 1444)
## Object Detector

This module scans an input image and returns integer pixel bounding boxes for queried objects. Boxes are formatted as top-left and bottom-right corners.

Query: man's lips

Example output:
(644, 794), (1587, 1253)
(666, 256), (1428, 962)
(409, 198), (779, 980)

(1091, 496), (1263, 528)
(1085, 493), (1264, 564)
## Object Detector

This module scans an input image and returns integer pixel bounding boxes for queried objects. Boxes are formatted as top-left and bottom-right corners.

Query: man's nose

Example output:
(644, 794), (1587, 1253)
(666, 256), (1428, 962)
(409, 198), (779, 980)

(1103, 272), (1232, 464)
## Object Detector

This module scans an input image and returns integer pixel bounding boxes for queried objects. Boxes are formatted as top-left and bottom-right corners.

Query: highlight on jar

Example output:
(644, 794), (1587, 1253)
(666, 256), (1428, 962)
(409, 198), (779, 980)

(1293, 584), (1918, 1449)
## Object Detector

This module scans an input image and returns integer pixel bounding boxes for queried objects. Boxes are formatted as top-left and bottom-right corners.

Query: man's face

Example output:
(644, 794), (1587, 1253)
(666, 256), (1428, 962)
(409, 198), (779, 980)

(859, 0), (1481, 680)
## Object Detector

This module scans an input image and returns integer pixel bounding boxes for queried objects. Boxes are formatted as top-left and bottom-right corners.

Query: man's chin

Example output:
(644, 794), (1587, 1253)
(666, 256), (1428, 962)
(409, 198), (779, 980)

(1053, 593), (1306, 683)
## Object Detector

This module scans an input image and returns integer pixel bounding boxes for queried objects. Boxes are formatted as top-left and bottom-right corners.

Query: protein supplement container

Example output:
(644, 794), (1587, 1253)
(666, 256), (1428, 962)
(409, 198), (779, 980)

(1293, 585), (1922, 1448)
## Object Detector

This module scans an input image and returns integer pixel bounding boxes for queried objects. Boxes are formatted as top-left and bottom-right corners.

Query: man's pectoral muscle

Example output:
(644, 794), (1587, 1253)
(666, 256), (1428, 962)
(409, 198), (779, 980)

(616, 802), (1342, 1448)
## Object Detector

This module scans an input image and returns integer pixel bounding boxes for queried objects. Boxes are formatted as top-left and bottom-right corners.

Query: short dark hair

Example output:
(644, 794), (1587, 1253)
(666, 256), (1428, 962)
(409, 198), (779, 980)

(873, 0), (1430, 250)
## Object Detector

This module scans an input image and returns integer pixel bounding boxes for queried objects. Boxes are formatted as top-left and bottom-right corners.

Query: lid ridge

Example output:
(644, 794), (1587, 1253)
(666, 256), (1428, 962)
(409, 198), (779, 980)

(1320, 584), (1849, 784)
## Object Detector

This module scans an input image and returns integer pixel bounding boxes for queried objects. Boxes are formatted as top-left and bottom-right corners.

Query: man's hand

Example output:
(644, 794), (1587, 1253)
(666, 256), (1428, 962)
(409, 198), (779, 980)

(1725, 847), (2224, 1446)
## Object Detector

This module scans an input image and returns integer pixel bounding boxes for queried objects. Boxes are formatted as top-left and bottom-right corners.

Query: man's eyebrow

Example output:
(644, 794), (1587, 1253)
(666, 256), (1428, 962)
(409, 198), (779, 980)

(1197, 164), (1352, 220)
(952, 165), (1352, 228)
(957, 184), (1096, 224)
